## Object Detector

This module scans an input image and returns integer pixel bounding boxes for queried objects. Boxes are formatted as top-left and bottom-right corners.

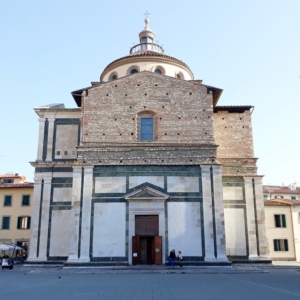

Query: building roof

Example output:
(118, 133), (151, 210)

(264, 199), (300, 206)
(0, 173), (33, 188)
(0, 173), (22, 179)
(214, 105), (253, 113)
(100, 50), (193, 80)
(0, 183), (33, 189)
(263, 185), (300, 195)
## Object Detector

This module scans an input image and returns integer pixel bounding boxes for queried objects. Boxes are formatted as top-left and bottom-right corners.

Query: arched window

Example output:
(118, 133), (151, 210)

(176, 71), (184, 79)
(108, 72), (118, 81)
(153, 66), (165, 75)
(127, 66), (140, 76)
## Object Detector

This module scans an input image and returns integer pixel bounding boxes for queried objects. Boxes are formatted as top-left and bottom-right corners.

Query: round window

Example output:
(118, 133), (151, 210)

(130, 69), (138, 74)
(176, 72), (184, 79)
(109, 73), (118, 81)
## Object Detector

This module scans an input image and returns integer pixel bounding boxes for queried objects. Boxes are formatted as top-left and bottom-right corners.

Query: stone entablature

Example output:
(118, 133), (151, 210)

(217, 157), (258, 177)
(77, 143), (217, 165)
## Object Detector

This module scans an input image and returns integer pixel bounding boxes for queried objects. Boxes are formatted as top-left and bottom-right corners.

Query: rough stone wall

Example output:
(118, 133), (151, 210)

(214, 110), (257, 176)
(82, 72), (214, 144)
(78, 71), (218, 165)
(214, 110), (254, 158)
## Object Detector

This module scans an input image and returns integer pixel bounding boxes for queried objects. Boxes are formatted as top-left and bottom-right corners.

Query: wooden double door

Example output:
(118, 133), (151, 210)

(132, 215), (162, 265)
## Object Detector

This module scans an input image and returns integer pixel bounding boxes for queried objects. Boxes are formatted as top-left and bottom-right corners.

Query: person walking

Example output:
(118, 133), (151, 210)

(169, 249), (176, 267)
(177, 250), (183, 268)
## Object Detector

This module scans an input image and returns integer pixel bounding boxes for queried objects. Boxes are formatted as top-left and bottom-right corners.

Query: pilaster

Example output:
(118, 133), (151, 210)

(36, 117), (46, 161)
(37, 175), (52, 260)
(45, 117), (55, 162)
(27, 175), (43, 261)
(201, 165), (215, 261)
(244, 177), (258, 259)
(253, 176), (269, 259)
(79, 166), (93, 262)
(211, 165), (228, 261)
(67, 166), (83, 262)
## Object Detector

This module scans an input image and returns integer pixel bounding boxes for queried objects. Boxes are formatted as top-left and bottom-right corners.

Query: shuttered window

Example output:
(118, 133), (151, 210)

(4, 195), (12, 206)
(2, 216), (10, 229)
(274, 239), (289, 251)
(274, 214), (286, 228)
(22, 195), (30, 206)
(17, 216), (31, 229)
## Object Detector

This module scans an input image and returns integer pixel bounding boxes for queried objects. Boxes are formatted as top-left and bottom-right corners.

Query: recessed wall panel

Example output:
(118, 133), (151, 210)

(93, 203), (126, 257)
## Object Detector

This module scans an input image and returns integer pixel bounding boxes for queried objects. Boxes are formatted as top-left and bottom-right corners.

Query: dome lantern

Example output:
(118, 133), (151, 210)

(100, 18), (194, 82)
(130, 18), (164, 54)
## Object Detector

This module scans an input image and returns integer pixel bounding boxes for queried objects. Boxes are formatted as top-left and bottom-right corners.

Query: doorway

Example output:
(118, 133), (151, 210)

(132, 235), (162, 265)
(132, 215), (162, 265)
(140, 236), (154, 264)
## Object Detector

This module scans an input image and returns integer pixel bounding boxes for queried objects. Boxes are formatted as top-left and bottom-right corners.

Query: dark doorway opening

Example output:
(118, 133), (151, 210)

(132, 215), (162, 265)
(140, 236), (154, 264)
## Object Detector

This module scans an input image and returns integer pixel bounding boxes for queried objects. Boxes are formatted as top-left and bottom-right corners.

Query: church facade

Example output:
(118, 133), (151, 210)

(28, 19), (269, 265)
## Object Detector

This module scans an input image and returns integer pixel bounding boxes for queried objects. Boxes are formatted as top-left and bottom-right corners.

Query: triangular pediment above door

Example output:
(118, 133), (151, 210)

(124, 183), (169, 202)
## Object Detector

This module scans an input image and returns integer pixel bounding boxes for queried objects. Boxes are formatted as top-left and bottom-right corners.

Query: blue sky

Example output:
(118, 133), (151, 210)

(1, 0), (299, 185)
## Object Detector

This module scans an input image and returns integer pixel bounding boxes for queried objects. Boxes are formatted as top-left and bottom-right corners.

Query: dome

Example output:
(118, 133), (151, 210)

(100, 18), (194, 82)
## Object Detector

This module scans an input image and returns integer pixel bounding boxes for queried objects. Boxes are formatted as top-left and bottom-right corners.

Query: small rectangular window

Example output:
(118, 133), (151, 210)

(141, 118), (154, 141)
(4, 195), (12, 206)
(274, 239), (289, 251)
(3, 179), (13, 183)
(274, 214), (286, 228)
(291, 196), (296, 200)
(22, 195), (30, 206)
(2, 216), (10, 229)
(17, 216), (31, 229)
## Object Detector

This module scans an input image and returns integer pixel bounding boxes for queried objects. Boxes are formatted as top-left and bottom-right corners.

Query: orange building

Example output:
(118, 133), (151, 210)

(0, 173), (33, 258)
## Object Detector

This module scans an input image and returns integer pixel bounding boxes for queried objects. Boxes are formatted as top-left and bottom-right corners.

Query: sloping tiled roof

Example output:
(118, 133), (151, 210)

(0, 174), (22, 179)
(263, 185), (300, 195)
(0, 183), (33, 189)
(264, 199), (300, 206)
(214, 105), (253, 113)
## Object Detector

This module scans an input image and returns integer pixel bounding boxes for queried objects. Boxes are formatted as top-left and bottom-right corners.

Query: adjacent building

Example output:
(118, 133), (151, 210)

(28, 19), (269, 265)
(0, 173), (33, 258)
(264, 199), (300, 262)
(263, 184), (300, 201)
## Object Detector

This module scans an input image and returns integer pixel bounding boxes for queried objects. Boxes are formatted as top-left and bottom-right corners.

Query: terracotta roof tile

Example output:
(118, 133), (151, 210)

(0, 183), (33, 188)
(263, 185), (300, 195)
(264, 199), (300, 206)
(0, 174), (21, 178)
